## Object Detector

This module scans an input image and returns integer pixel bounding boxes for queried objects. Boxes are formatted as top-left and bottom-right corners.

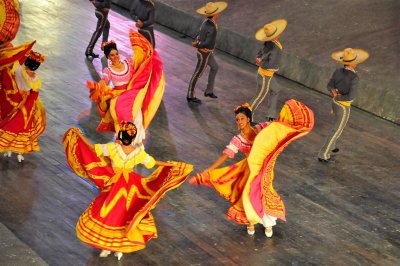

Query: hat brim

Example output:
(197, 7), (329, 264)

(255, 19), (287, 42)
(255, 19), (287, 41)
(331, 48), (369, 65)
(196, 2), (228, 16)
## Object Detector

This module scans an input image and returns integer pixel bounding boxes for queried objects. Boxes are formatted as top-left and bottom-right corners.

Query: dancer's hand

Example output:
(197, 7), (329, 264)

(255, 57), (262, 65)
(136, 20), (143, 28)
(192, 40), (199, 47)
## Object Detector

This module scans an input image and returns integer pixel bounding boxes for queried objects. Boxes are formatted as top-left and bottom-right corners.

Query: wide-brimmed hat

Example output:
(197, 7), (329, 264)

(331, 48), (369, 65)
(196, 2), (228, 16)
(255, 19), (287, 42)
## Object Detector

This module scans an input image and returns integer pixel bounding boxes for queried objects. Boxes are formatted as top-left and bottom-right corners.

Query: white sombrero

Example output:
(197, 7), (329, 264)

(255, 19), (287, 42)
(331, 48), (369, 65)
(196, 2), (228, 16)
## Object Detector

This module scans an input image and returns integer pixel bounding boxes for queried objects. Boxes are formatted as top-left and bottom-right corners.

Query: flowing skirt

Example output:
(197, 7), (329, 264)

(63, 128), (193, 253)
(0, 41), (46, 154)
(88, 30), (165, 133)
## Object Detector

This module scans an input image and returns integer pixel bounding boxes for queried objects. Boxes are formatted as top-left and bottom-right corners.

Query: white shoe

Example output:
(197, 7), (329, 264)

(247, 225), (255, 236)
(4, 151), (12, 157)
(265, 226), (273, 237)
(17, 154), (24, 163)
(114, 252), (123, 260)
(99, 250), (111, 257)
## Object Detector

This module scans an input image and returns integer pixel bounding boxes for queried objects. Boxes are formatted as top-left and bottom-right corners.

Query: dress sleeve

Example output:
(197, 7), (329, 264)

(94, 144), (109, 157)
(256, 122), (269, 131)
(142, 152), (156, 169)
(101, 67), (111, 84)
(223, 136), (240, 159)
(126, 57), (134, 69)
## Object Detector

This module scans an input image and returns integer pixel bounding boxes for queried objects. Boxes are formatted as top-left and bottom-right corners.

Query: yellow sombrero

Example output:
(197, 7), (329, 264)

(331, 48), (369, 65)
(196, 1), (228, 16)
(255, 19), (287, 42)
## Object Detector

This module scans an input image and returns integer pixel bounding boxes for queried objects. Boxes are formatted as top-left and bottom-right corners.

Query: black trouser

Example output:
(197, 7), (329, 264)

(139, 27), (155, 48)
(86, 10), (110, 54)
(187, 50), (218, 98)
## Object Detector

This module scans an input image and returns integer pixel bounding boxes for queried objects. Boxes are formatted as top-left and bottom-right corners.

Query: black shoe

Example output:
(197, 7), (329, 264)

(204, 92), (218, 98)
(331, 148), (339, 153)
(85, 52), (99, 59)
(318, 158), (330, 163)
(187, 97), (202, 104)
(266, 117), (275, 122)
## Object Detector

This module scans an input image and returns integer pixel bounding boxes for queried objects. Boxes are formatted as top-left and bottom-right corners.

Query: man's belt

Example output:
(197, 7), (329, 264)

(198, 48), (213, 53)
(258, 67), (275, 77)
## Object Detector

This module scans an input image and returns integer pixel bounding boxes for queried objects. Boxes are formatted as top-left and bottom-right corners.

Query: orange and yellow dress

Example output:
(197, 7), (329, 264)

(88, 30), (165, 134)
(191, 99), (314, 226)
(63, 128), (193, 253)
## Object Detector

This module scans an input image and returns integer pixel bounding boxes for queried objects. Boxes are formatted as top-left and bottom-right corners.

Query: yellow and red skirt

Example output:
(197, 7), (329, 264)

(63, 128), (193, 253)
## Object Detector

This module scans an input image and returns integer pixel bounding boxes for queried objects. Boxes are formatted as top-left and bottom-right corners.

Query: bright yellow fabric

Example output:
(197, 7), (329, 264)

(258, 67), (275, 77)
(336, 100), (351, 106)
(243, 123), (294, 224)
(94, 143), (155, 169)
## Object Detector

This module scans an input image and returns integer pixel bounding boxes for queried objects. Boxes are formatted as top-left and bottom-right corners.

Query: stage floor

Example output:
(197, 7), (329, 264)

(0, 0), (399, 265)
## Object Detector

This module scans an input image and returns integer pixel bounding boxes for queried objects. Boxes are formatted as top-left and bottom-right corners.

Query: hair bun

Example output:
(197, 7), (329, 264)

(102, 40), (118, 58)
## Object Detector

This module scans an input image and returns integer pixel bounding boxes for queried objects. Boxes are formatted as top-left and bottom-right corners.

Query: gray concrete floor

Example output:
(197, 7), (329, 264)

(0, 0), (399, 265)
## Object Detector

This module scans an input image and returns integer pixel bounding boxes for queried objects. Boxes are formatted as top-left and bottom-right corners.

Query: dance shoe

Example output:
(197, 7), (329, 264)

(265, 227), (273, 237)
(204, 92), (218, 98)
(17, 154), (24, 163)
(186, 97), (202, 104)
(331, 148), (339, 153)
(3, 151), (12, 157)
(247, 225), (255, 236)
(114, 252), (123, 260)
(85, 52), (99, 59)
(318, 158), (330, 163)
(99, 250), (111, 257)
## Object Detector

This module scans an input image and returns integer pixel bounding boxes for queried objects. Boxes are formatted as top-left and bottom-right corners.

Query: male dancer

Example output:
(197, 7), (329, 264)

(186, 2), (228, 104)
(130, 0), (156, 48)
(318, 48), (369, 162)
(251, 19), (287, 121)
(85, 0), (111, 58)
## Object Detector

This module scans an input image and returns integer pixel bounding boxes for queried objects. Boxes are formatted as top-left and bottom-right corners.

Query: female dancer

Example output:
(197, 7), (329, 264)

(87, 30), (165, 143)
(190, 99), (314, 237)
(0, 48), (46, 162)
(63, 122), (193, 260)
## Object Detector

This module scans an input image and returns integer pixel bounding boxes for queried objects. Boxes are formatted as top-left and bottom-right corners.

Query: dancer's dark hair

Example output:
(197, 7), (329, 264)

(117, 122), (137, 146)
(102, 41), (118, 58)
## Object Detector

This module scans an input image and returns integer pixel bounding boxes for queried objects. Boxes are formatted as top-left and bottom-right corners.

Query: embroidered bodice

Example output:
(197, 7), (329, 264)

(223, 122), (268, 158)
(101, 57), (135, 87)
(95, 142), (155, 169)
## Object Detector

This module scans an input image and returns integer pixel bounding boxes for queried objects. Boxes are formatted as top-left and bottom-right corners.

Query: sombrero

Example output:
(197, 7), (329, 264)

(196, 2), (228, 16)
(331, 48), (369, 65)
(255, 19), (287, 42)
(0, 0), (20, 46)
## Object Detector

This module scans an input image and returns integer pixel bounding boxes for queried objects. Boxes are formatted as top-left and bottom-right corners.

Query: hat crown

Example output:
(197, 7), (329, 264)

(205, 2), (218, 14)
(264, 24), (277, 37)
(342, 48), (357, 62)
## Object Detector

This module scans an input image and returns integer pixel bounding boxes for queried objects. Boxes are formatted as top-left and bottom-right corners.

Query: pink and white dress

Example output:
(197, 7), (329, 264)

(223, 122), (268, 159)
(101, 57), (145, 145)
